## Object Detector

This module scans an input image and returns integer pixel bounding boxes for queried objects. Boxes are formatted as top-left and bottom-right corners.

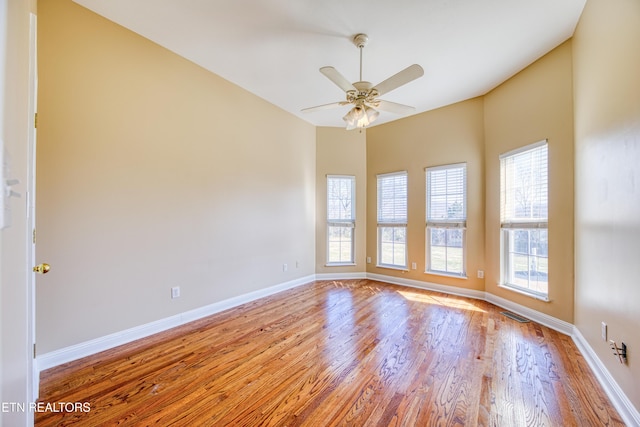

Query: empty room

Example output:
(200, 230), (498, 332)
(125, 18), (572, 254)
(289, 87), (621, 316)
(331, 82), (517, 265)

(1, 0), (639, 425)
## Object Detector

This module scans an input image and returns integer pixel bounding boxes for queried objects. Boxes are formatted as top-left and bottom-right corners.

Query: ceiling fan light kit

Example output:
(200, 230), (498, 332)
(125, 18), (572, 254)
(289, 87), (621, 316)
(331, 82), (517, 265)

(343, 104), (379, 131)
(302, 33), (424, 130)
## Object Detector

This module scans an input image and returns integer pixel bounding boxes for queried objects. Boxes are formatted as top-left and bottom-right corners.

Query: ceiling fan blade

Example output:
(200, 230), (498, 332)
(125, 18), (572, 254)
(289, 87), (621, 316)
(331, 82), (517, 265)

(373, 64), (424, 96)
(375, 100), (416, 115)
(320, 66), (357, 93)
(301, 101), (348, 113)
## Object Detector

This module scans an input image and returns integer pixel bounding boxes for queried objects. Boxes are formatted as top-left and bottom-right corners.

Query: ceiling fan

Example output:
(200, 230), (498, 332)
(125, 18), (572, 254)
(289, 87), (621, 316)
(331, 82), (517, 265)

(302, 33), (424, 130)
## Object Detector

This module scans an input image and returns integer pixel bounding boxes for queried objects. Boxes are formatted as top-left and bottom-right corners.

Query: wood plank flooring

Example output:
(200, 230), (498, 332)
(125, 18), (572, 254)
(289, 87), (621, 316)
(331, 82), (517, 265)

(36, 279), (624, 426)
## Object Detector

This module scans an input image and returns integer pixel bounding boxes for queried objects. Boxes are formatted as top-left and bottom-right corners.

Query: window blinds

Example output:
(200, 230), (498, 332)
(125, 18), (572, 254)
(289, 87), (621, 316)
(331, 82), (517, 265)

(327, 176), (355, 226)
(500, 141), (548, 228)
(377, 172), (407, 225)
(426, 163), (466, 228)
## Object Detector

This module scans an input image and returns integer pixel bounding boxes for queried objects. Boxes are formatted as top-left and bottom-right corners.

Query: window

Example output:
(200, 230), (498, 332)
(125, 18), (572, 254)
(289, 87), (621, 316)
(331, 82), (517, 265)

(377, 172), (408, 269)
(426, 163), (467, 276)
(327, 175), (355, 265)
(500, 141), (548, 299)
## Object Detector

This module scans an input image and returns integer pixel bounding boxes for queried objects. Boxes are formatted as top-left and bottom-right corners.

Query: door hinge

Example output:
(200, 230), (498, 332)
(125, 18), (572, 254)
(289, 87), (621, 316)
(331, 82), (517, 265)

(34, 113), (38, 129)
(33, 228), (36, 244)
(33, 343), (36, 358)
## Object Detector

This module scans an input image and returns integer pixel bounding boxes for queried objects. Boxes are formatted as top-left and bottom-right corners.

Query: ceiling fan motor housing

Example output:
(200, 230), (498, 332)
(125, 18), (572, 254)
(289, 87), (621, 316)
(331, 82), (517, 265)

(353, 33), (369, 49)
(346, 81), (379, 105)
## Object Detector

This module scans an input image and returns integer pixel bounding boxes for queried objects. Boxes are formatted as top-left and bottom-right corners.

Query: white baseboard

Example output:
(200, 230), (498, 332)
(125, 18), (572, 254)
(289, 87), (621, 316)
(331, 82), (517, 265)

(366, 273), (573, 335)
(572, 328), (640, 427)
(366, 272), (486, 300)
(36, 272), (639, 426)
(363, 272), (638, 425)
(484, 292), (574, 335)
(37, 274), (315, 372)
(315, 272), (367, 281)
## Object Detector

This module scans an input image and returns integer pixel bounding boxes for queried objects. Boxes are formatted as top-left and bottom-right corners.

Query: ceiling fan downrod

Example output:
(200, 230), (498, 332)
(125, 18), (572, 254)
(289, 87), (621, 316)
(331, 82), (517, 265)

(353, 33), (368, 82)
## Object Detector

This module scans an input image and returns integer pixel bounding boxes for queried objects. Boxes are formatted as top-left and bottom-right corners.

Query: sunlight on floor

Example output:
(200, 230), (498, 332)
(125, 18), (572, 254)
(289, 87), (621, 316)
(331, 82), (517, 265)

(397, 290), (486, 313)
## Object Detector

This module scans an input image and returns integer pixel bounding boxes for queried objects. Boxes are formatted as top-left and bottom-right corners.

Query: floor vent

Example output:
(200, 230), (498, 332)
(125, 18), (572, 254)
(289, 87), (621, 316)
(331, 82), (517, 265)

(500, 311), (530, 323)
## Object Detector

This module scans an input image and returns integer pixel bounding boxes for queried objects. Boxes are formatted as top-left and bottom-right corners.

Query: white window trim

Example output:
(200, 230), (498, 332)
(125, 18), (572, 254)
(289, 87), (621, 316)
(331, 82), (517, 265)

(499, 140), (549, 298)
(498, 281), (550, 302)
(500, 227), (549, 298)
(425, 226), (468, 278)
(326, 175), (356, 266)
(376, 171), (408, 270)
(425, 163), (467, 277)
(325, 222), (356, 267)
(498, 139), (548, 160)
(376, 224), (409, 271)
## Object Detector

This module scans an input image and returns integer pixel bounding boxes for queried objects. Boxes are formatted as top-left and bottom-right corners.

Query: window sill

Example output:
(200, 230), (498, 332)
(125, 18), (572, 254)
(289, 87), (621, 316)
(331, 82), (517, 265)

(498, 283), (549, 302)
(376, 264), (409, 272)
(425, 271), (468, 280)
(325, 263), (356, 267)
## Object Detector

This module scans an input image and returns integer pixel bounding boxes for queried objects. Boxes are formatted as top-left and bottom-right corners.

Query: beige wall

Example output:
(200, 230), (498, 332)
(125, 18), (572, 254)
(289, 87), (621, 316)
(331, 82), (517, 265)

(366, 98), (486, 291)
(27, 0), (640, 417)
(1, 0), (36, 425)
(573, 0), (640, 410)
(484, 41), (575, 322)
(36, 0), (316, 353)
(315, 127), (367, 274)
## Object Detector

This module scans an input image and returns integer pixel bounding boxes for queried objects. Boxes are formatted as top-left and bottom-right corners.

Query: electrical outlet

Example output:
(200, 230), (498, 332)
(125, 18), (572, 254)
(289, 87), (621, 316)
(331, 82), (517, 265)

(411, 262), (417, 270)
(283, 263), (288, 272)
(609, 340), (627, 364)
(601, 322), (607, 341)
(477, 270), (484, 279)
(171, 286), (180, 299)
(366, 256), (371, 264)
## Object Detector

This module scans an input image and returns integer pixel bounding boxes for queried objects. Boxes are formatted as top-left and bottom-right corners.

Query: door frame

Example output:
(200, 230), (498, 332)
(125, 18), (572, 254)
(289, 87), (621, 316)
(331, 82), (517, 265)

(27, 11), (38, 402)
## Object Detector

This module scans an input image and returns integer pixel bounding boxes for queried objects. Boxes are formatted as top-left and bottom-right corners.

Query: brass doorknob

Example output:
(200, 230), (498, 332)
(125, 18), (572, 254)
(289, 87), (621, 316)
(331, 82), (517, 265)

(33, 263), (51, 274)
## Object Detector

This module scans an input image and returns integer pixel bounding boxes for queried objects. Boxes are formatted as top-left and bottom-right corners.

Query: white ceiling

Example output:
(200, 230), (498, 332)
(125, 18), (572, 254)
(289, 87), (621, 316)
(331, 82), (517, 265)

(72, 0), (586, 128)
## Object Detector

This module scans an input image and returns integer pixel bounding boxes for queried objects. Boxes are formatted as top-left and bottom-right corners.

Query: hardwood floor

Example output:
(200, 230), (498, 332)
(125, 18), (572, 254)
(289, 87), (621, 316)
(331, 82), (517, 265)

(36, 280), (624, 426)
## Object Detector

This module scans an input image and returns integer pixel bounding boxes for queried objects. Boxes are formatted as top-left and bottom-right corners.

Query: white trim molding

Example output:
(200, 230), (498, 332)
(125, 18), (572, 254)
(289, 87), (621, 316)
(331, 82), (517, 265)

(316, 272), (367, 281)
(37, 274), (315, 372)
(572, 328), (640, 427)
(484, 292), (573, 335)
(367, 273), (572, 334)
(366, 272), (485, 300)
(365, 272), (638, 426)
(36, 272), (639, 426)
